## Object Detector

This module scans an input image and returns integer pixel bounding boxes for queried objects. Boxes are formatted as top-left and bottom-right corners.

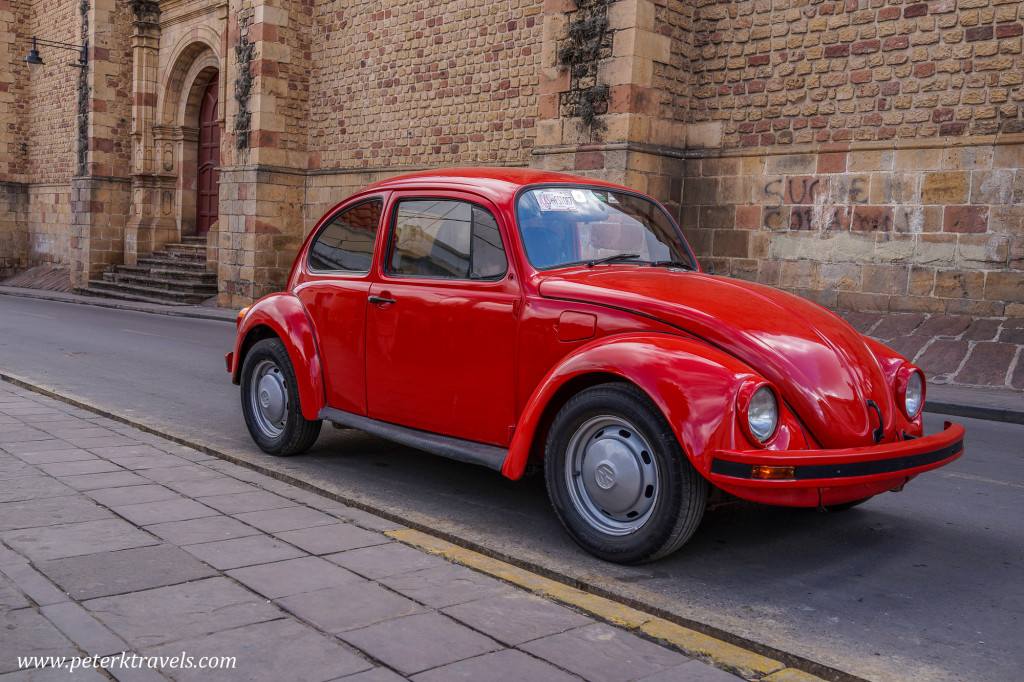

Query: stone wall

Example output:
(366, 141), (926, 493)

(0, 0), (79, 275)
(679, 139), (1024, 317)
(307, 0), (542, 170)
(666, 0), (1024, 316)
(25, 183), (72, 267)
(534, 0), (1023, 318)
(680, 0), (1022, 146)
(22, 0), (80, 184)
(0, 182), (27, 277)
(4, 0), (1021, 313)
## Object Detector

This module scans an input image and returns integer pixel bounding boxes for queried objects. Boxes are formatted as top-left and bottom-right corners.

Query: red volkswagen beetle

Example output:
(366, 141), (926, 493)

(226, 168), (965, 563)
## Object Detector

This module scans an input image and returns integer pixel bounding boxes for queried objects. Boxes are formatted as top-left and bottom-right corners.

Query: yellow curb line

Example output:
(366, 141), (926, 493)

(386, 528), (826, 681)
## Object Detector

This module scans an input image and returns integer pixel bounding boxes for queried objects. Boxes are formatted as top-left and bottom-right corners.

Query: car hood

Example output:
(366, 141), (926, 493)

(538, 269), (892, 448)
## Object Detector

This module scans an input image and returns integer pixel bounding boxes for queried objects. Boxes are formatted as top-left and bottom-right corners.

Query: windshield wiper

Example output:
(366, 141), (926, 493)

(646, 260), (694, 271)
(585, 253), (641, 268)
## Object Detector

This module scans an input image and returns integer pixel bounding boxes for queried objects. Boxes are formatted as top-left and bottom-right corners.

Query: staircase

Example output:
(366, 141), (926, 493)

(75, 236), (217, 305)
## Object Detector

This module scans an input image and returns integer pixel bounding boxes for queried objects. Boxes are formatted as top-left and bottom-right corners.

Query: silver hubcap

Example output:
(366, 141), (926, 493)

(249, 359), (288, 438)
(565, 415), (659, 536)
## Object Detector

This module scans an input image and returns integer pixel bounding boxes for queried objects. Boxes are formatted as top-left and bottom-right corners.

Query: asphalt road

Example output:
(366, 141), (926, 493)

(1, 294), (1021, 681)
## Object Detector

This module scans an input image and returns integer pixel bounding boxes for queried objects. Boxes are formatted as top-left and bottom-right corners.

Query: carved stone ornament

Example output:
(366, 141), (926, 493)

(128, 0), (161, 26)
(163, 145), (173, 171)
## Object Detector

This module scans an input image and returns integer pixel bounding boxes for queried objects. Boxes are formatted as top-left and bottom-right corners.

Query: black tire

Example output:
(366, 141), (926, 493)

(240, 337), (322, 456)
(544, 383), (708, 564)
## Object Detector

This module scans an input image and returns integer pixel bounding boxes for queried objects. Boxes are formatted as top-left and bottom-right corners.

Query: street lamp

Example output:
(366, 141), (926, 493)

(24, 36), (88, 75)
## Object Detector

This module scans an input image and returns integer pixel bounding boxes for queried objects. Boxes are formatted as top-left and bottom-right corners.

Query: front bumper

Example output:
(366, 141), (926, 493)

(708, 421), (965, 507)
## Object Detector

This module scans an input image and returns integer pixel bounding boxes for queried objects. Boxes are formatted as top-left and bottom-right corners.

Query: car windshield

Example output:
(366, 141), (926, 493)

(517, 186), (697, 271)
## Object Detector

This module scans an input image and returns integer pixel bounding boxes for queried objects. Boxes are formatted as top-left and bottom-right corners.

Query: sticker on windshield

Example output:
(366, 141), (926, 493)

(537, 190), (578, 211)
(571, 190), (588, 203)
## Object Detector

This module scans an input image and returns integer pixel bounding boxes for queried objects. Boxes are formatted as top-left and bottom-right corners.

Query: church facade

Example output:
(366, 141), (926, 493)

(1, 0), (1021, 314)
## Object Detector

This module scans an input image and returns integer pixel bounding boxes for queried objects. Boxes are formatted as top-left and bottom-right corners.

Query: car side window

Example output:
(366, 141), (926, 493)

(308, 199), (383, 274)
(388, 199), (507, 280)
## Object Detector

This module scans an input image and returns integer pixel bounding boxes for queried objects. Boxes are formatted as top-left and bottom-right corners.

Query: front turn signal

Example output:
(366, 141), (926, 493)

(751, 465), (795, 480)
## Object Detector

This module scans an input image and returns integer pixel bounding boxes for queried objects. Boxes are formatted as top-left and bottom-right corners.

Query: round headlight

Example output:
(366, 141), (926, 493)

(903, 371), (924, 419)
(747, 385), (779, 444)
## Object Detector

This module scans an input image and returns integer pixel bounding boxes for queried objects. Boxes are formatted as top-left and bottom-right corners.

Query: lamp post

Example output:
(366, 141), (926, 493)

(24, 36), (88, 74)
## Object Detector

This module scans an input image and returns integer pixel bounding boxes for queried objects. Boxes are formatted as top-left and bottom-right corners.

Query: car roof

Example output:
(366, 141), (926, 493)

(357, 167), (627, 204)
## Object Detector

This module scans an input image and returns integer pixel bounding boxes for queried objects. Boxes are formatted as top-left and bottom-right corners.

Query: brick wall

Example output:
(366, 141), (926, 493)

(0, 0), (27, 183)
(680, 0), (1023, 146)
(307, 0), (542, 170)
(664, 0), (1024, 317)
(0, 0), (78, 274)
(23, 0), (80, 184)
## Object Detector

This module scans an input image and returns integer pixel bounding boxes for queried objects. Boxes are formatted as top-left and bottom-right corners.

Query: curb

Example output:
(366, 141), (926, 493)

(0, 286), (237, 323)
(924, 399), (1024, 426)
(0, 370), (855, 682)
(387, 529), (831, 682)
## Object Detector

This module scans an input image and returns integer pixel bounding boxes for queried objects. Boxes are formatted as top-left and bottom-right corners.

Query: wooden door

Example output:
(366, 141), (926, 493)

(197, 77), (220, 236)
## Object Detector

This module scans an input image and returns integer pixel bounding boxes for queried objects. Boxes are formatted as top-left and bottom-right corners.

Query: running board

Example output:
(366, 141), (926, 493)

(318, 407), (508, 472)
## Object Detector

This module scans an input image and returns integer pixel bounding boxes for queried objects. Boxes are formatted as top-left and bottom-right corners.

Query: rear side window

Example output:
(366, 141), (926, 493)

(308, 199), (383, 274)
(387, 199), (507, 280)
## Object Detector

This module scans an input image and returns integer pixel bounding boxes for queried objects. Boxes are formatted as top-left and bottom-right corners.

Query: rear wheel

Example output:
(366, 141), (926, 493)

(240, 338), (321, 456)
(545, 383), (707, 564)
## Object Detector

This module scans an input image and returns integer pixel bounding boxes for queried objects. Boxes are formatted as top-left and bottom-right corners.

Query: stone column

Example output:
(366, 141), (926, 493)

(217, 0), (311, 307)
(532, 0), (693, 214)
(125, 0), (175, 265)
(69, 0), (132, 287)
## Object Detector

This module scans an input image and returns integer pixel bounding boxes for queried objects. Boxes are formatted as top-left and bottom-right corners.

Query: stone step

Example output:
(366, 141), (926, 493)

(73, 284), (193, 306)
(140, 254), (207, 268)
(77, 280), (213, 305)
(100, 271), (217, 294)
(82, 235), (218, 306)
(154, 246), (206, 259)
(112, 264), (215, 282)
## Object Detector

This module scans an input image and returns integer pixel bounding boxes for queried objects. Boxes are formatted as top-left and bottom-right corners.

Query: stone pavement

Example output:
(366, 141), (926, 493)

(0, 382), (800, 682)
(841, 310), (1024, 391)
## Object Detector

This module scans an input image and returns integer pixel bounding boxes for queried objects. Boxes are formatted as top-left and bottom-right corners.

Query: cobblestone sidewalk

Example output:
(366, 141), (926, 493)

(842, 311), (1024, 391)
(0, 382), (756, 682)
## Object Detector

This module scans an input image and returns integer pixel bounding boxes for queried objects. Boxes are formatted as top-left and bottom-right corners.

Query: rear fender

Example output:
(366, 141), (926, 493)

(502, 333), (760, 480)
(230, 293), (326, 421)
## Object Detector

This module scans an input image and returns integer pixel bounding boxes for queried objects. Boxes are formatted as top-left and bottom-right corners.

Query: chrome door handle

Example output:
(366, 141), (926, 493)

(367, 295), (396, 305)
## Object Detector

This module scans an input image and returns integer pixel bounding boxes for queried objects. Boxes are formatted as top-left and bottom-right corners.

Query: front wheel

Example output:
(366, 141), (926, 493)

(240, 337), (321, 456)
(545, 383), (708, 564)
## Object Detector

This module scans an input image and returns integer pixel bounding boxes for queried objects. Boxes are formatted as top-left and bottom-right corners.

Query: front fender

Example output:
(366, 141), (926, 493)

(229, 293), (326, 421)
(502, 333), (763, 480)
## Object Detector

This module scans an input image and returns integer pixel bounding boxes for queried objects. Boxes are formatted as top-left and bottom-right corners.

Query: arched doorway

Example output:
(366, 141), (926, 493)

(196, 75), (220, 236)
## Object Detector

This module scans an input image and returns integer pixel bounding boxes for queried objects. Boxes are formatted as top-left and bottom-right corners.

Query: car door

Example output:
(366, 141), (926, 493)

(365, 192), (520, 447)
(293, 197), (385, 415)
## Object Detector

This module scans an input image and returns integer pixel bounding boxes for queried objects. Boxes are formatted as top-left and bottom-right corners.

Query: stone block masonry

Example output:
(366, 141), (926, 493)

(679, 138), (1024, 318)
(536, 0), (1024, 320)
(679, 0), (1024, 147)
(4, 0), (1022, 313)
(306, 0), (542, 170)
